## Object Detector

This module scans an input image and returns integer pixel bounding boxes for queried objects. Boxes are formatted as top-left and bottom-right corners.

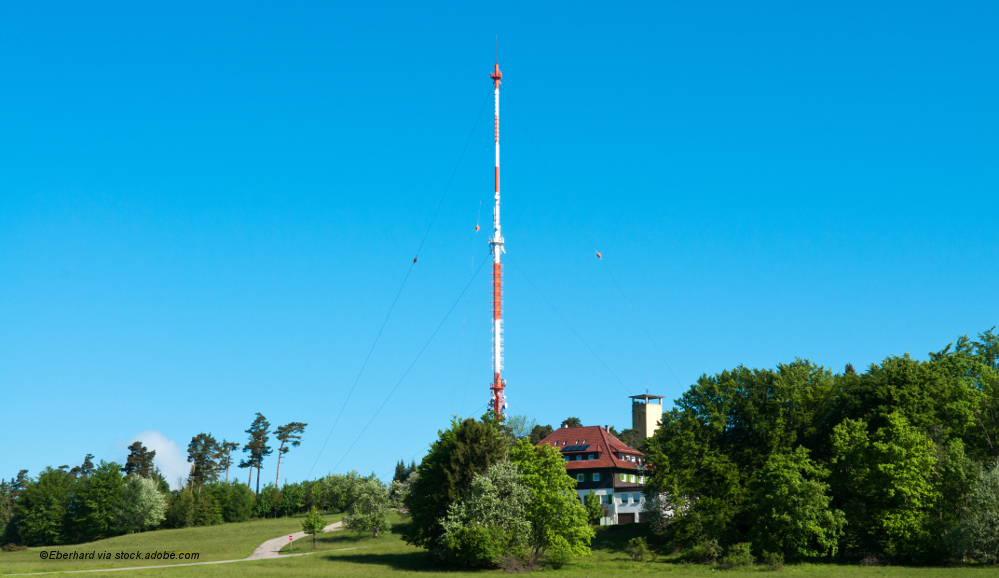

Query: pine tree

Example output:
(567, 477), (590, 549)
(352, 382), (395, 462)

(187, 433), (222, 495)
(529, 424), (554, 445)
(219, 440), (239, 483)
(274, 422), (307, 488)
(122, 442), (156, 478)
(70, 454), (95, 478)
(242, 413), (272, 495)
(561, 417), (583, 428)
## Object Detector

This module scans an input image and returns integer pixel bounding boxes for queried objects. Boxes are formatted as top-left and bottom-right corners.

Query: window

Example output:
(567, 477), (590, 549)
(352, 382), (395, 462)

(593, 473), (601, 482)
(630, 474), (636, 483)
(576, 474), (585, 482)
(601, 495), (610, 504)
(620, 473), (626, 482)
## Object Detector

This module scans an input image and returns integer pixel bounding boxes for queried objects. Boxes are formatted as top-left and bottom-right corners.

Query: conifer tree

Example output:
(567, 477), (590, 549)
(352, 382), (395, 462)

(70, 454), (95, 479)
(242, 413), (272, 495)
(219, 440), (239, 483)
(187, 433), (222, 495)
(274, 422), (307, 488)
(122, 442), (156, 478)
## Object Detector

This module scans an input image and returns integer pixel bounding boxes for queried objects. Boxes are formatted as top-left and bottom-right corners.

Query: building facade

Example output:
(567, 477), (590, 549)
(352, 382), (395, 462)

(535, 425), (647, 524)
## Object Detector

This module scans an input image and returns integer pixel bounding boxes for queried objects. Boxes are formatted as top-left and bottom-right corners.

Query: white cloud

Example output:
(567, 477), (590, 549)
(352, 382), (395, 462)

(129, 430), (187, 490)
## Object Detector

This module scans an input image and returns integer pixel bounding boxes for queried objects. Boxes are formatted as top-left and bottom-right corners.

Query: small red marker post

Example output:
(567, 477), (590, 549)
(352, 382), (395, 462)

(289, 535), (293, 553)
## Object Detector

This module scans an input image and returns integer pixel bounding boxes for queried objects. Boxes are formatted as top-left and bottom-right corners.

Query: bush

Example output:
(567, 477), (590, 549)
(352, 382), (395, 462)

(761, 550), (785, 571)
(680, 539), (722, 564)
(497, 554), (531, 573)
(544, 543), (572, 569)
(2, 543), (27, 552)
(442, 522), (506, 567)
(721, 542), (754, 568)
(626, 537), (650, 561)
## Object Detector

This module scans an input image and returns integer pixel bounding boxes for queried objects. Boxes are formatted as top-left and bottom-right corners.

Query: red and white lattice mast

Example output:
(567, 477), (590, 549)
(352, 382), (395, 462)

(489, 62), (507, 417)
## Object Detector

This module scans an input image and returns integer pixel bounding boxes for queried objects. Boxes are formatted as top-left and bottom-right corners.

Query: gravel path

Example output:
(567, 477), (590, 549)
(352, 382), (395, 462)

(247, 521), (344, 559)
(6, 521), (357, 576)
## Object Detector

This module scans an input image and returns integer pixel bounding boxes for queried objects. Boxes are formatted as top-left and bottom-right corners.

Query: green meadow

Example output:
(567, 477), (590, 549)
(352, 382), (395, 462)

(3, 512), (998, 577)
(0, 514), (328, 575)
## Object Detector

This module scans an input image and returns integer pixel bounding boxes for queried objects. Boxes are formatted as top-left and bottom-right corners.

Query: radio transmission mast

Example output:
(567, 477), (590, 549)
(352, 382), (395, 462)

(489, 61), (507, 417)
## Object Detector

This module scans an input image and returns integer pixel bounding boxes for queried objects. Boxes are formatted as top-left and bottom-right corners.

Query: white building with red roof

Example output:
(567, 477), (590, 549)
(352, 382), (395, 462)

(535, 424), (648, 525)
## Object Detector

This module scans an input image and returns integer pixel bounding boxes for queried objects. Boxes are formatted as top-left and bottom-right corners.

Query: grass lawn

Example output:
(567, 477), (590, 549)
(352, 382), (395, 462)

(0, 514), (333, 575)
(4, 513), (999, 577)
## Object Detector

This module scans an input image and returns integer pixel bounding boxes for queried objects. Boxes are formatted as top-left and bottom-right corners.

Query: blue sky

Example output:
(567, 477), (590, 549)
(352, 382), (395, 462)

(2, 1), (997, 487)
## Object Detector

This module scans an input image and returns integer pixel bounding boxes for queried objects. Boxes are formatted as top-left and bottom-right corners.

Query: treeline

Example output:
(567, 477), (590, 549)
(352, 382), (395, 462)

(0, 464), (387, 547)
(643, 327), (999, 565)
(0, 412), (378, 547)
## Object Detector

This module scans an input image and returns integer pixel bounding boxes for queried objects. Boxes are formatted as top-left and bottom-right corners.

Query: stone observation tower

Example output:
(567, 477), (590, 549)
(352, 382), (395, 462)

(629, 394), (665, 438)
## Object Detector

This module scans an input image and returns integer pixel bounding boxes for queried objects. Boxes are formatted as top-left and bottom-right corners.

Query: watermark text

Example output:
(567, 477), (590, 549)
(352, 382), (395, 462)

(39, 550), (200, 561)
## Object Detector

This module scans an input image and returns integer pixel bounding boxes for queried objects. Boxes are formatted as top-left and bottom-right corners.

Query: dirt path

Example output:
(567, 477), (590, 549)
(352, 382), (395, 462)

(6, 521), (358, 576)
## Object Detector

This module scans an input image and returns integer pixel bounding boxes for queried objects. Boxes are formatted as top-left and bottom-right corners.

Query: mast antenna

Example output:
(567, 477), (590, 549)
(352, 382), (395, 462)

(489, 60), (506, 417)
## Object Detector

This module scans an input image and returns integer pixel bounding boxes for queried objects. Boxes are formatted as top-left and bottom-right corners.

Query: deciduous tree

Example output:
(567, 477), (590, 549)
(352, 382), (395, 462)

(14, 468), (72, 546)
(748, 446), (845, 558)
(945, 459), (999, 563)
(583, 492), (605, 525)
(345, 479), (390, 537)
(301, 506), (327, 548)
(117, 475), (167, 533)
(440, 459), (531, 566)
(70, 461), (125, 543)
(509, 439), (594, 563)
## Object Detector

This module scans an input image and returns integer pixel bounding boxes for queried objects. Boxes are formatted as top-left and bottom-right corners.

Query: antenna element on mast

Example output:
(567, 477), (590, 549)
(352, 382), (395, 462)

(489, 61), (506, 417)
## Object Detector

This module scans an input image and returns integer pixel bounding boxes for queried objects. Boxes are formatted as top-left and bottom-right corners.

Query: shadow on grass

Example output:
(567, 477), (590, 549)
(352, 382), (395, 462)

(323, 551), (498, 574)
(317, 522), (494, 573)
(591, 522), (651, 554)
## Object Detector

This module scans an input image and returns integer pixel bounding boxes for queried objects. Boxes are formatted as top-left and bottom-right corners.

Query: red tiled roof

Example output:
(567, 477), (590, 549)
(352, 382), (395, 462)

(535, 426), (645, 471)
